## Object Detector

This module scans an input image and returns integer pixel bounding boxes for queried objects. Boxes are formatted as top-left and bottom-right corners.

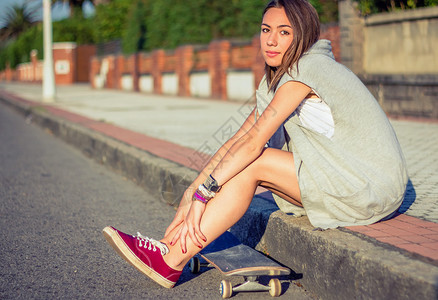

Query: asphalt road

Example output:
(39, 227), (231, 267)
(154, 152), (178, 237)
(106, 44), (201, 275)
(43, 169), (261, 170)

(0, 103), (315, 299)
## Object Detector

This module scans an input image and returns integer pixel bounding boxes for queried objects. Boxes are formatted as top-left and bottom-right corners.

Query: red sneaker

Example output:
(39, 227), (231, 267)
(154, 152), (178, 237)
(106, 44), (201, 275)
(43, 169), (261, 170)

(103, 226), (182, 288)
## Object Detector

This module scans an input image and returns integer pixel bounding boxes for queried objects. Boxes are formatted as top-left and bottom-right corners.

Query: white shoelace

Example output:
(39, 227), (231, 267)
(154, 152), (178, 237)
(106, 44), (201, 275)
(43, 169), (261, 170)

(134, 232), (169, 256)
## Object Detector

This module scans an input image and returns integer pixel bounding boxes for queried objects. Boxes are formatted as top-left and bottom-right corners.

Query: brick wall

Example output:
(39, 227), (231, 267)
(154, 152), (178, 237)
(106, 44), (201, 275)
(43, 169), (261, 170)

(90, 23), (341, 101)
(2, 43), (96, 85)
(53, 43), (76, 85)
(193, 48), (209, 71)
(320, 23), (340, 61)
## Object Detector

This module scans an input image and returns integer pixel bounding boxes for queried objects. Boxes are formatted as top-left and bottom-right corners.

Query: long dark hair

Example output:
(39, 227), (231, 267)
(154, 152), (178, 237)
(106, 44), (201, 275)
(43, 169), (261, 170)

(263, 0), (320, 91)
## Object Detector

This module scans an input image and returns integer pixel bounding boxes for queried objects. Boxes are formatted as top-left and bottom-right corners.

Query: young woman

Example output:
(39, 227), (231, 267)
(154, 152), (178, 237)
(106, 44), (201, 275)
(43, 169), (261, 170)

(103, 0), (408, 289)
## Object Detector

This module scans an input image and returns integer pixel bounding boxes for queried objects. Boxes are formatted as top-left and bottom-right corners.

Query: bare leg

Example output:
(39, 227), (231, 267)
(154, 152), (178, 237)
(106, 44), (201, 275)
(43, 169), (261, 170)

(161, 148), (301, 270)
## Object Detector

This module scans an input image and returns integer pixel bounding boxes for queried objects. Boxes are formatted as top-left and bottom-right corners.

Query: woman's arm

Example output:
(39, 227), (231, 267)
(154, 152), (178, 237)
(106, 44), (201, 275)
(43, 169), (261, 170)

(164, 105), (259, 238)
(188, 106), (260, 193)
(210, 81), (311, 186)
(171, 81), (311, 252)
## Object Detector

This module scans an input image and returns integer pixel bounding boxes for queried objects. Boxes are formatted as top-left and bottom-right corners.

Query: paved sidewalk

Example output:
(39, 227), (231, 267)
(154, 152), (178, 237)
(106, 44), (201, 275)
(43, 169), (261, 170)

(1, 82), (437, 299)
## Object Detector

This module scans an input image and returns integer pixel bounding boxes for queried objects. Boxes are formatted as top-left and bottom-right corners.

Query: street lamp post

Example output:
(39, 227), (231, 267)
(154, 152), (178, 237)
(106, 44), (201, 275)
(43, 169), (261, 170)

(42, 0), (55, 102)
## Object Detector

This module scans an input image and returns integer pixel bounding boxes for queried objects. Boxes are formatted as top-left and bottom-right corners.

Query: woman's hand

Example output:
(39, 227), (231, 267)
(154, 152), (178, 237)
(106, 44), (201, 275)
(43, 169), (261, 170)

(164, 187), (194, 238)
(171, 200), (207, 253)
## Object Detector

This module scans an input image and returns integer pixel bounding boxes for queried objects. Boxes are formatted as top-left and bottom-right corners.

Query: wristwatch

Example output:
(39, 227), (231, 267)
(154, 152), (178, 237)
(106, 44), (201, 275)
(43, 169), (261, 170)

(203, 175), (221, 193)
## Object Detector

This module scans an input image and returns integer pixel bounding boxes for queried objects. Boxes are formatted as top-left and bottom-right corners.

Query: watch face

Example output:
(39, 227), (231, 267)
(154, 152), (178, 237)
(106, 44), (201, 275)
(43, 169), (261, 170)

(204, 175), (221, 193)
(211, 184), (221, 193)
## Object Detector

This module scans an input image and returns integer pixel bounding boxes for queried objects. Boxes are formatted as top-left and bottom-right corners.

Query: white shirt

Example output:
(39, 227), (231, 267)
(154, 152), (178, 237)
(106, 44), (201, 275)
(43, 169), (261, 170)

(296, 96), (334, 138)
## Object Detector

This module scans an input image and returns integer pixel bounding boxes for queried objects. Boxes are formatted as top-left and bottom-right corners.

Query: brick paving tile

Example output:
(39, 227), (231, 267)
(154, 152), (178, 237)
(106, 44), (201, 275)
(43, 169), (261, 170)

(398, 244), (438, 260)
(383, 219), (418, 229)
(423, 224), (438, 231)
(360, 229), (391, 238)
(398, 243), (424, 253)
(366, 222), (394, 231)
(375, 236), (409, 245)
(397, 215), (433, 226)
(347, 214), (438, 261)
(421, 242), (438, 250)
(46, 106), (95, 125)
(415, 219), (438, 227)
(427, 252), (438, 261)
(422, 222), (438, 228)
(400, 235), (435, 244)
(42, 99), (210, 173)
(1, 91), (36, 107)
(380, 227), (411, 237)
(345, 225), (373, 233)
(392, 214), (417, 222)
(402, 227), (436, 235)
(424, 234), (438, 241)
(86, 121), (202, 171)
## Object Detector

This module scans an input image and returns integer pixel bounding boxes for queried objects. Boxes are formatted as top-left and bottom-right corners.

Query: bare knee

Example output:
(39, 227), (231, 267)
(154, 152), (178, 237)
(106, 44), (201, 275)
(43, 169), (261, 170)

(242, 148), (279, 184)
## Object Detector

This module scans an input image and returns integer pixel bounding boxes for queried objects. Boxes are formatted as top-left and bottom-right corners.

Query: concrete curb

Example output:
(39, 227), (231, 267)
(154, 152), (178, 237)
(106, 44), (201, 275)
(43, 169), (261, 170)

(1, 93), (437, 300)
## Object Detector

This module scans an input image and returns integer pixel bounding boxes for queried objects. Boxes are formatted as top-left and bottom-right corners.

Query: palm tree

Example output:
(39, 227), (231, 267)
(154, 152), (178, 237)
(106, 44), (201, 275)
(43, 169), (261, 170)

(0, 1), (39, 41)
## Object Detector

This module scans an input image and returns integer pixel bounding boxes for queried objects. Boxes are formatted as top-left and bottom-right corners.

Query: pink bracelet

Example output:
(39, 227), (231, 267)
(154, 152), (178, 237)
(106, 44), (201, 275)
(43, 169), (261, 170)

(193, 190), (208, 204)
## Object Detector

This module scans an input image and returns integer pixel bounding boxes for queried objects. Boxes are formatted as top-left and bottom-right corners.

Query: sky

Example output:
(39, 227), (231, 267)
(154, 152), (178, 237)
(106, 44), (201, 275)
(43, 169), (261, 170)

(0, 0), (95, 28)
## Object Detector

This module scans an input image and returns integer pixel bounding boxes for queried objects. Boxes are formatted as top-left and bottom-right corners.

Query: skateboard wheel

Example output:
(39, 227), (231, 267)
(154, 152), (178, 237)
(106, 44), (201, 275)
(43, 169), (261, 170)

(220, 280), (232, 299)
(269, 278), (281, 297)
(190, 257), (200, 274)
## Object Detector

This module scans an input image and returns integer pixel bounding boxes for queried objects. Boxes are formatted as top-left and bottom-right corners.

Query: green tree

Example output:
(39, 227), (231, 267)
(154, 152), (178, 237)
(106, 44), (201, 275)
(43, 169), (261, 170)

(0, 25), (41, 70)
(0, 1), (39, 41)
(121, 0), (149, 54)
(144, 0), (268, 50)
(92, 0), (130, 43)
(313, 0), (339, 23)
(144, 0), (172, 49)
(355, 0), (437, 15)
(14, 24), (43, 63)
(0, 47), (8, 70)
(53, 10), (95, 44)
(212, 0), (267, 38)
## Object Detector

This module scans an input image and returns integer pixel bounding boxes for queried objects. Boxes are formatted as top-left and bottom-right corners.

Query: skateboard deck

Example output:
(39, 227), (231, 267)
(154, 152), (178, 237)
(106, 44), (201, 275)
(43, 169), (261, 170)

(190, 231), (290, 298)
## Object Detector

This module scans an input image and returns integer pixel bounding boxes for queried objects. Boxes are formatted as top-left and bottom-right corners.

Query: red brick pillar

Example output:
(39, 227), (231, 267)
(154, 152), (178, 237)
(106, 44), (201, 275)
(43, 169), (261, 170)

(209, 40), (231, 100)
(30, 50), (38, 82)
(132, 53), (140, 92)
(5, 63), (12, 82)
(105, 55), (116, 88)
(89, 56), (100, 88)
(53, 42), (77, 85)
(176, 45), (194, 97)
(115, 55), (124, 90)
(251, 35), (265, 91)
(17, 66), (23, 81)
(151, 49), (165, 94)
(320, 25), (340, 61)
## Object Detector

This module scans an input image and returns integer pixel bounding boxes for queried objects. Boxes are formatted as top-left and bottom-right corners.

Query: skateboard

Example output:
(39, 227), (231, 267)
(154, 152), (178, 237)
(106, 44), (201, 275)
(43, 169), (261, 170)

(189, 231), (290, 298)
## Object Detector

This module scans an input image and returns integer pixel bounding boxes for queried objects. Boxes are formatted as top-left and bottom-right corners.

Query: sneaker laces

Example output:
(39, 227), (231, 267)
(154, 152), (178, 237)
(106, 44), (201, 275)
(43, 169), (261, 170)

(134, 232), (169, 256)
